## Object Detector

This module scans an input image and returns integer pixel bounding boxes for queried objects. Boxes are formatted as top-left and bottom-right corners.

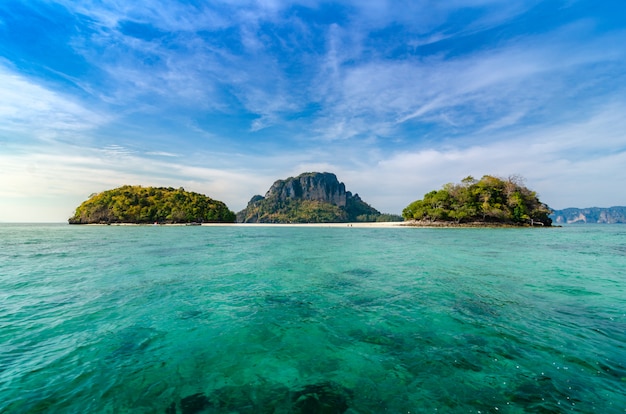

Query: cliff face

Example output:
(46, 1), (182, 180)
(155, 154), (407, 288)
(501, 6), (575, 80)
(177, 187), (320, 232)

(237, 172), (381, 223)
(550, 207), (626, 224)
(266, 172), (348, 207)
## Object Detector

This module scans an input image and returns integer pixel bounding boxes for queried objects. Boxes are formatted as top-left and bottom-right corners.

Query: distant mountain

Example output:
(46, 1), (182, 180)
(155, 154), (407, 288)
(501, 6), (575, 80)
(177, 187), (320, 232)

(550, 207), (626, 224)
(236, 172), (389, 223)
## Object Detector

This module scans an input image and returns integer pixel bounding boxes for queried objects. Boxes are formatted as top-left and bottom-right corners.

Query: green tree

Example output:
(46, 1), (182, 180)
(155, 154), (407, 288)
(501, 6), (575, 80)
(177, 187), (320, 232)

(402, 175), (552, 226)
(69, 185), (236, 224)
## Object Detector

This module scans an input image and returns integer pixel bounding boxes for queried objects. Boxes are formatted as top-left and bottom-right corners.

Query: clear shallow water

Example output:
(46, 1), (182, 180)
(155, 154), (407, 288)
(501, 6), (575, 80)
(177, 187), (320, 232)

(1, 224), (625, 413)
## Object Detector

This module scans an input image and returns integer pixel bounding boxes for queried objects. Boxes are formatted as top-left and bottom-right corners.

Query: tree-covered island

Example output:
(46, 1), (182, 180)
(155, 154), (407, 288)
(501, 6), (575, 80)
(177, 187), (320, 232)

(68, 175), (552, 226)
(402, 175), (553, 226)
(68, 185), (236, 224)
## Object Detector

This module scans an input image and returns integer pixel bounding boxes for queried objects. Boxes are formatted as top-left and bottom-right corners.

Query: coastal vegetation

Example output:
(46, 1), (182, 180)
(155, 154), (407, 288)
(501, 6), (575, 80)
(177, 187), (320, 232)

(68, 185), (236, 224)
(239, 198), (353, 223)
(402, 175), (552, 226)
(238, 198), (401, 223)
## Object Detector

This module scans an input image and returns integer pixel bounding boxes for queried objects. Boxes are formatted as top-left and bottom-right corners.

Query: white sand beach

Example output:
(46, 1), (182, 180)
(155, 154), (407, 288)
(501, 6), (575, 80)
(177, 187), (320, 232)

(200, 221), (407, 228)
(89, 221), (408, 227)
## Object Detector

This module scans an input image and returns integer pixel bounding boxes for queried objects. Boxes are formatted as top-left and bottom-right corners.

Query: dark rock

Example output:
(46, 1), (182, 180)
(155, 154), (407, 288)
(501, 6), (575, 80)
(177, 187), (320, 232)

(169, 382), (352, 414)
(291, 382), (351, 414)
(180, 393), (211, 414)
(165, 402), (176, 414)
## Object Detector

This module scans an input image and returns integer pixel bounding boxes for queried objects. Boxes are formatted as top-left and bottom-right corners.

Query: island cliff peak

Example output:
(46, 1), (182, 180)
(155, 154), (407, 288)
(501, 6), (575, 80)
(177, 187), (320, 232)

(237, 172), (384, 223)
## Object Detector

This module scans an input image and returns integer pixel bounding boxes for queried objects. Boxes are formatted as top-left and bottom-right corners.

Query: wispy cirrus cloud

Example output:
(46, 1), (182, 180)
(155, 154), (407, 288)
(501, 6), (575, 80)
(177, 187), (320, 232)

(47, 0), (548, 132)
(0, 64), (108, 143)
(14, 0), (622, 143)
(28, 0), (601, 143)
(309, 22), (626, 143)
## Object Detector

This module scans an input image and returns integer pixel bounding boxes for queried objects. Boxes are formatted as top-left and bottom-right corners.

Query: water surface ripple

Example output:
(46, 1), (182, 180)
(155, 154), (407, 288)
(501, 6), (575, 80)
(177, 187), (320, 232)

(1, 224), (625, 413)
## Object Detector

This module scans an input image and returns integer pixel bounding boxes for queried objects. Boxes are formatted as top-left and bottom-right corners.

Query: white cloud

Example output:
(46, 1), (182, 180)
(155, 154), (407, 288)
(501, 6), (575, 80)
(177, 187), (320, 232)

(0, 65), (108, 142)
(308, 23), (626, 142)
(1, 101), (624, 222)
(342, 102), (626, 213)
(0, 144), (271, 221)
(56, 0), (230, 32)
(343, 0), (535, 33)
(146, 151), (179, 157)
(46, 0), (624, 139)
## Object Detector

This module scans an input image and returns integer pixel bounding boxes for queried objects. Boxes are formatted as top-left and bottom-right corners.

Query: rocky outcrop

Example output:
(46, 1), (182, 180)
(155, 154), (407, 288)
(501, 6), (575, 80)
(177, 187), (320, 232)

(266, 172), (349, 207)
(550, 207), (626, 224)
(237, 172), (382, 223)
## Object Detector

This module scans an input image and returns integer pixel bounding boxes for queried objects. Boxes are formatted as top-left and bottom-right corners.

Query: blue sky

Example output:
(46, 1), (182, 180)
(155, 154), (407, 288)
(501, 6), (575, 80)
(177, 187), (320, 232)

(1, 0), (625, 222)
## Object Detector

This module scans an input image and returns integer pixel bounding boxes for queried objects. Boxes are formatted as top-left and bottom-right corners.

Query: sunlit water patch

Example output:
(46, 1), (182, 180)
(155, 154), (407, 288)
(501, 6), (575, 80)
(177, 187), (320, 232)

(1, 224), (625, 413)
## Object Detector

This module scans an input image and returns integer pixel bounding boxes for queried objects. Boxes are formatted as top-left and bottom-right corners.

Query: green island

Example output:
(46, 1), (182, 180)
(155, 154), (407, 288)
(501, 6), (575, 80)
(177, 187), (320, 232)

(68, 173), (553, 226)
(402, 175), (552, 226)
(68, 185), (236, 224)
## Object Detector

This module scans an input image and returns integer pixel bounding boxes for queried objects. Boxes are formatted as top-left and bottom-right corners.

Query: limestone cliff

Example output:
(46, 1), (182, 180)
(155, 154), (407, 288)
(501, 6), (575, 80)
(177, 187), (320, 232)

(237, 172), (382, 223)
(266, 172), (349, 207)
(550, 207), (626, 224)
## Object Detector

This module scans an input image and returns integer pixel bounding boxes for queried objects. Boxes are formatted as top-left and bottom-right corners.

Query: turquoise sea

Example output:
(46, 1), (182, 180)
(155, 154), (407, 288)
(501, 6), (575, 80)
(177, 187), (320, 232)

(1, 224), (625, 413)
